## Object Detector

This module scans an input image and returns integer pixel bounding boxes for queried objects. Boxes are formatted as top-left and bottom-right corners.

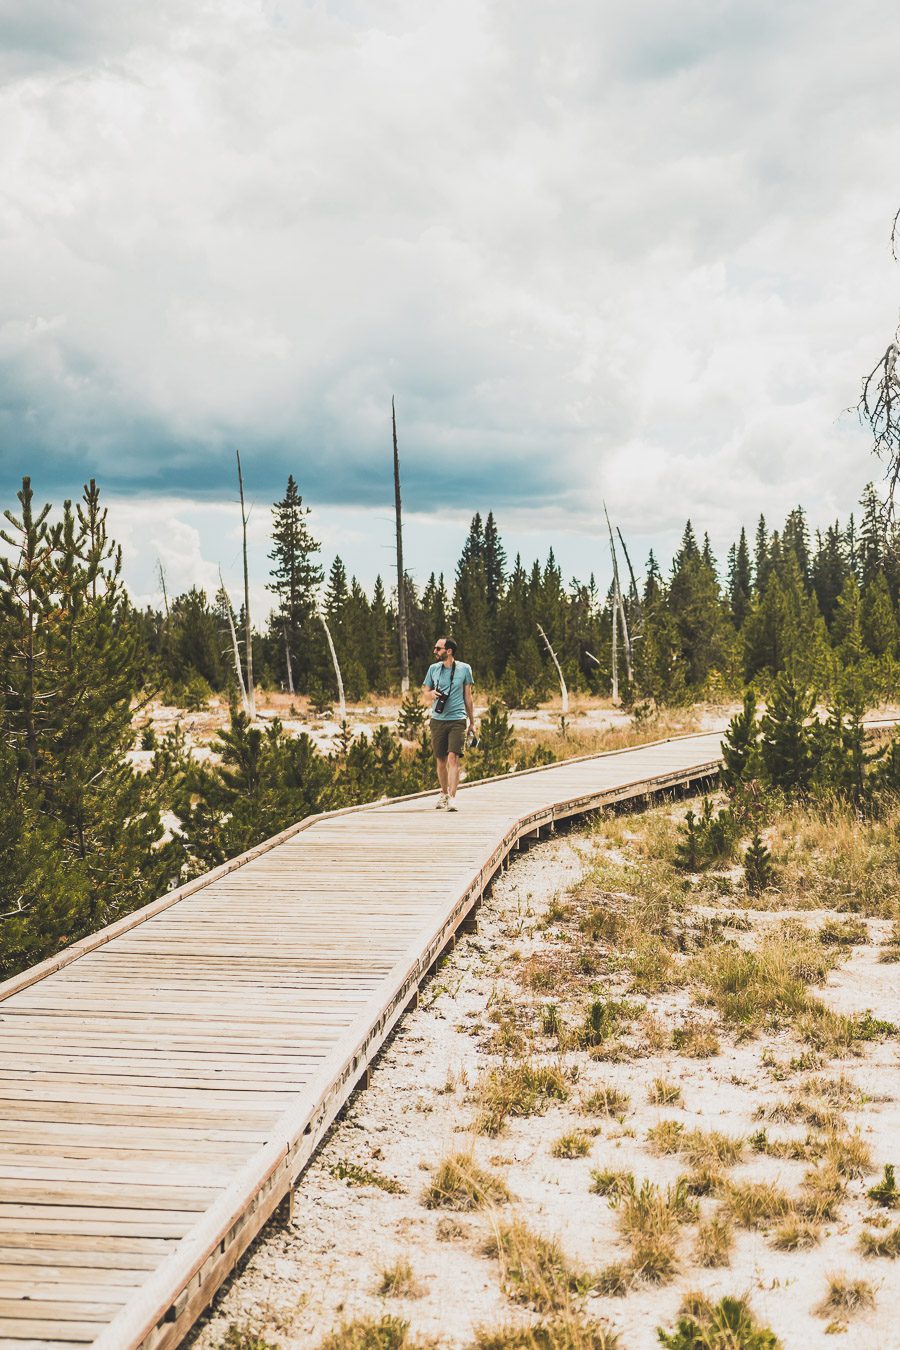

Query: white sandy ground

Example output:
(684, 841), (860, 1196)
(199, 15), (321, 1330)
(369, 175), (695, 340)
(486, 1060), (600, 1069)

(188, 816), (900, 1350)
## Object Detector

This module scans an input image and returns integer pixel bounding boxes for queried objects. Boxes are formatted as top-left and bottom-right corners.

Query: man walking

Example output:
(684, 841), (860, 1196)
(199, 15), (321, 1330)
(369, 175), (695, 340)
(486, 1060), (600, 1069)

(422, 636), (475, 811)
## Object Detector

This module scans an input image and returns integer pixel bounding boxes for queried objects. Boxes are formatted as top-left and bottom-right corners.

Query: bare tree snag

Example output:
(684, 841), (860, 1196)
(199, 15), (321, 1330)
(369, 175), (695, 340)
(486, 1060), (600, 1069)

(858, 210), (900, 517)
(604, 504), (633, 686)
(282, 620), (295, 696)
(235, 450), (256, 719)
(320, 610), (346, 725)
(537, 623), (569, 731)
(392, 397), (410, 693)
(218, 568), (249, 715)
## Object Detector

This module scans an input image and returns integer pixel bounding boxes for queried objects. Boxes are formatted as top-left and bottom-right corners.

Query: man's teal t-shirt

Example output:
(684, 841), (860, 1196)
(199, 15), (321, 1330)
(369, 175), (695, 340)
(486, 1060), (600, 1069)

(423, 660), (473, 722)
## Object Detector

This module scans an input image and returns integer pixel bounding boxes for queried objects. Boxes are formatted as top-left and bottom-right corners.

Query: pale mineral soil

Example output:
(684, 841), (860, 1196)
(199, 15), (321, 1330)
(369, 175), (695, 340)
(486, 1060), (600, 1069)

(190, 798), (900, 1350)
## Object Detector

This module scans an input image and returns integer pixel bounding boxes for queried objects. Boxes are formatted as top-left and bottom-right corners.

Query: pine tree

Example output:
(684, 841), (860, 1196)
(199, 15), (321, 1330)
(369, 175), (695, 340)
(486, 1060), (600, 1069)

(267, 475), (324, 690)
(810, 524), (849, 628)
(861, 570), (898, 658)
(483, 511), (507, 620)
(782, 506), (811, 586)
(858, 483), (884, 587)
(721, 689), (761, 787)
(759, 673), (818, 794)
(744, 833), (774, 895)
(453, 513), (491, 674)
(727, 528), (752, 627)
(754, 514), (770, 593)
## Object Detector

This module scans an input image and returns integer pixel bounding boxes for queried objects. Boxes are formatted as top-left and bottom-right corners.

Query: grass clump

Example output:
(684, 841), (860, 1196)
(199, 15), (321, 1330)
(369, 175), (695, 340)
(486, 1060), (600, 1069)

(551, 1130), (592, 1159)
(578, 997), (641, 1048)
(422, 1152), (512, 1211)
(579, 1084), (629, 1117)
(859, 1222), (900, 1257)
(647, 1120), (684, 1154)
(315, 1313), (431, 1350)
(377, 1259), (423, 1299)
(694, 1214), (734, 1267)
(611, 1177), (695, 1283)
(475, 1061), (569, 1136)
(770, 1218), (822, 1250)
(657, 1293), (780, 1349)
(590, 1168), (633, 1199)
(593, 1262), (631, 1296)
(818, 917), (868, 945)
(798, 1164), (846, 1222)
(474, 1317), (621, 1348)
(216, 1326), (280, 1350)
(329, 1159), (405, 1194)
(867, 1163), (899, 1207)
(814, 1274), (875, 1318)
(720, 1179), (793, 1230)
(672, 1021), (720, 1057)
(484, 1219), (592, 1312)
(648, 1078), (683, 1106)
(689, 932), (838, 1038)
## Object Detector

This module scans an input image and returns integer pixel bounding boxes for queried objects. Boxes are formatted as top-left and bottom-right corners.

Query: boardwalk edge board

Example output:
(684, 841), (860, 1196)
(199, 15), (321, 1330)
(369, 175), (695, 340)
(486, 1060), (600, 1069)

(90, 750), (726, 1350)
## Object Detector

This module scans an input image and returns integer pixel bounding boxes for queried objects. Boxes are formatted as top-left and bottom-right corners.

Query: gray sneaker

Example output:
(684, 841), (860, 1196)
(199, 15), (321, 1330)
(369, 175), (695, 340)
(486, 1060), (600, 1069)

(435, 793), (448, 810)
(447, 797), (459, 812)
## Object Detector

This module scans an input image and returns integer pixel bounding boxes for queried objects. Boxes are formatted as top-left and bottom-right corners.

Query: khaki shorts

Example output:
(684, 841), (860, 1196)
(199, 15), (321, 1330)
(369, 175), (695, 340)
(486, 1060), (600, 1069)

(430, 718), (467, 759)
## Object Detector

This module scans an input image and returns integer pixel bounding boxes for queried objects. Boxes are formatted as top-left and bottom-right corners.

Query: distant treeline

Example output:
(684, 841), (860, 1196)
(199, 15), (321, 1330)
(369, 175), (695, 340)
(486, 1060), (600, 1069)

(1, 473), (898, 980)
(137, 475), (900, 707)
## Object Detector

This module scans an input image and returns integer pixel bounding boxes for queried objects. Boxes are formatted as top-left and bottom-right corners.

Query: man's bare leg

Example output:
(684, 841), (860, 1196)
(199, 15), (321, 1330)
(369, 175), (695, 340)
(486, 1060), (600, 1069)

(447, 752), (460, 798)
(436, 756), (449, 795)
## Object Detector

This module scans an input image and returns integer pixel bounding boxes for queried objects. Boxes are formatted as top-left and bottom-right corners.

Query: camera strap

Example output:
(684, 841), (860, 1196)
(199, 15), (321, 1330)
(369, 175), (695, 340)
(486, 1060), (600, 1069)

(435, 660), (456, 695)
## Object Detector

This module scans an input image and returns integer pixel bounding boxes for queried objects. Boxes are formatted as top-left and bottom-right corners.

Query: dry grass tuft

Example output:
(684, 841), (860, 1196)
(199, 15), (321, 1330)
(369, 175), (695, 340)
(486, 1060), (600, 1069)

(647, 1121), (743, 1169)
(818, 916), (869, 945)
(473, 1315), (622, 1348)
(590, 1168), (633, 1199)
(814, 1273), (876, 1318)
(671, 1021), (720, 1057)
(648, 1078), (683, 1106)
(770, 1218), (822, 1251)
(475, 1061), (569, 1136)
(720, 1179), (794, 1230)
(694, 1213), (734, 1267)
(484, 1219), (592, 1312)
(315, 1313), (435, 1349)
(578, 1085), (630, 1117)
(551, 1130), (592, 1159)
(859, 1222), (900, 1258)
(799, 1164), (846, 1222)
(611, 1177), (696, 1283)
(422, 1152), (512, 1211)
(329, 1159), (405, 1194)
(377, 1258), (423, 1298)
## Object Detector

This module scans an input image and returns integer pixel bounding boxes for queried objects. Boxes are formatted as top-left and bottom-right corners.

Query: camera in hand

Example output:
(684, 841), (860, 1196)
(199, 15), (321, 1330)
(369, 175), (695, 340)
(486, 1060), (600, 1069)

(433, 689), (449, 714)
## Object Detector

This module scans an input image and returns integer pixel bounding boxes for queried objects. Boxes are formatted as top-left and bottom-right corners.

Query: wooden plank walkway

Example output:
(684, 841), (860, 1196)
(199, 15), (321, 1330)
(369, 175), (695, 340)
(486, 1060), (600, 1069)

(0, 732), (729, 1349)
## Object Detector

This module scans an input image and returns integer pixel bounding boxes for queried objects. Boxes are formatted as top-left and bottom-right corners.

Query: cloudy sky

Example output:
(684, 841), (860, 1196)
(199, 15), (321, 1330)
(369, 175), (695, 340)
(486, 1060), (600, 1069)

(1, 0), (898, 611)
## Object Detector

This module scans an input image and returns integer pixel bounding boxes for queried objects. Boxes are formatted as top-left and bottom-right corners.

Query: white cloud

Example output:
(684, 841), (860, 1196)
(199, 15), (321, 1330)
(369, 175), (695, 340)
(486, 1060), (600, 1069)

(0, 0), (897, 547)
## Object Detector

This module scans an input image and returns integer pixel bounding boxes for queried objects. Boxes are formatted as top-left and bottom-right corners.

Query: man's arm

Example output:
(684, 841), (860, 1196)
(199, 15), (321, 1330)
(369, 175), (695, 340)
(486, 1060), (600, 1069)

(463, 682), (475, 726)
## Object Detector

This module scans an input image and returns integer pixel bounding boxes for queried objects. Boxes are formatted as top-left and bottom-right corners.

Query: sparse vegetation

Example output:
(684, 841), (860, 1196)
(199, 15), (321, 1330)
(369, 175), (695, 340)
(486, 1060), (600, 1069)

(694, 1214), (734, 1267)
(589, 1169), (633, 1199)
(551, 1130), (592, 1159)
(483, 1220), (592, 1312)
(657, 1293), (780, 1349)
(376, 1259), (422, 1299)
(473, 1318), (621, 1349)
(329, 1160), (405, 1194)
(859, 1222), (900, 1257)
(867, 1163), (899, 1207)
(475, 1061), (570, 1136)
(578, 1085), (630, 1117)
(648, 1078), (682, 1106)
(421, 1152), (512, 1210)
(814, 1274), (876, 1318)
(314, 1313), (432, 1350)
(672, 1022), (720, 1057)
(610, 1177), (696, 1282)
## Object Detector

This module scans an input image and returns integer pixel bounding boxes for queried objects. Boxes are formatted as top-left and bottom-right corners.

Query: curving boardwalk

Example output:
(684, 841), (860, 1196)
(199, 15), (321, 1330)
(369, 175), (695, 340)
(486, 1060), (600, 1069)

(0, 732), (726, 1349)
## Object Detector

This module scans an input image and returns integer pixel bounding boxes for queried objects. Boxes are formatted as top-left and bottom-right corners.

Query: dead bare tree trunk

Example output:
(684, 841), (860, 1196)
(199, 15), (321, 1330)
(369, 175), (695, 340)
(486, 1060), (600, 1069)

(218, 568), (249, 715)
(320, 611), (346, 725)
(236, 450), (256, 718)
(610, 589), (619, 704)
(392, 397), (410, 693)
(282, 621), (295, 696)
(604, 504), (633, 685)
(537, 623), (569, 732)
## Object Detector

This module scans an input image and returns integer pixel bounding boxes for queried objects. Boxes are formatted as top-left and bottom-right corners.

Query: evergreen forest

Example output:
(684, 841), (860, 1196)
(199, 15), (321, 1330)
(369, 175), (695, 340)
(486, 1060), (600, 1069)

(1, 472), (898, 980)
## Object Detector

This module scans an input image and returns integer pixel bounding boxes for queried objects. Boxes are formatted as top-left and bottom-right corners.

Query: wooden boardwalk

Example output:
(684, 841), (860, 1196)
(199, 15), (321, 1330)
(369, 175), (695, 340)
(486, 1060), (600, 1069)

(0, 732), (726, 1349)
